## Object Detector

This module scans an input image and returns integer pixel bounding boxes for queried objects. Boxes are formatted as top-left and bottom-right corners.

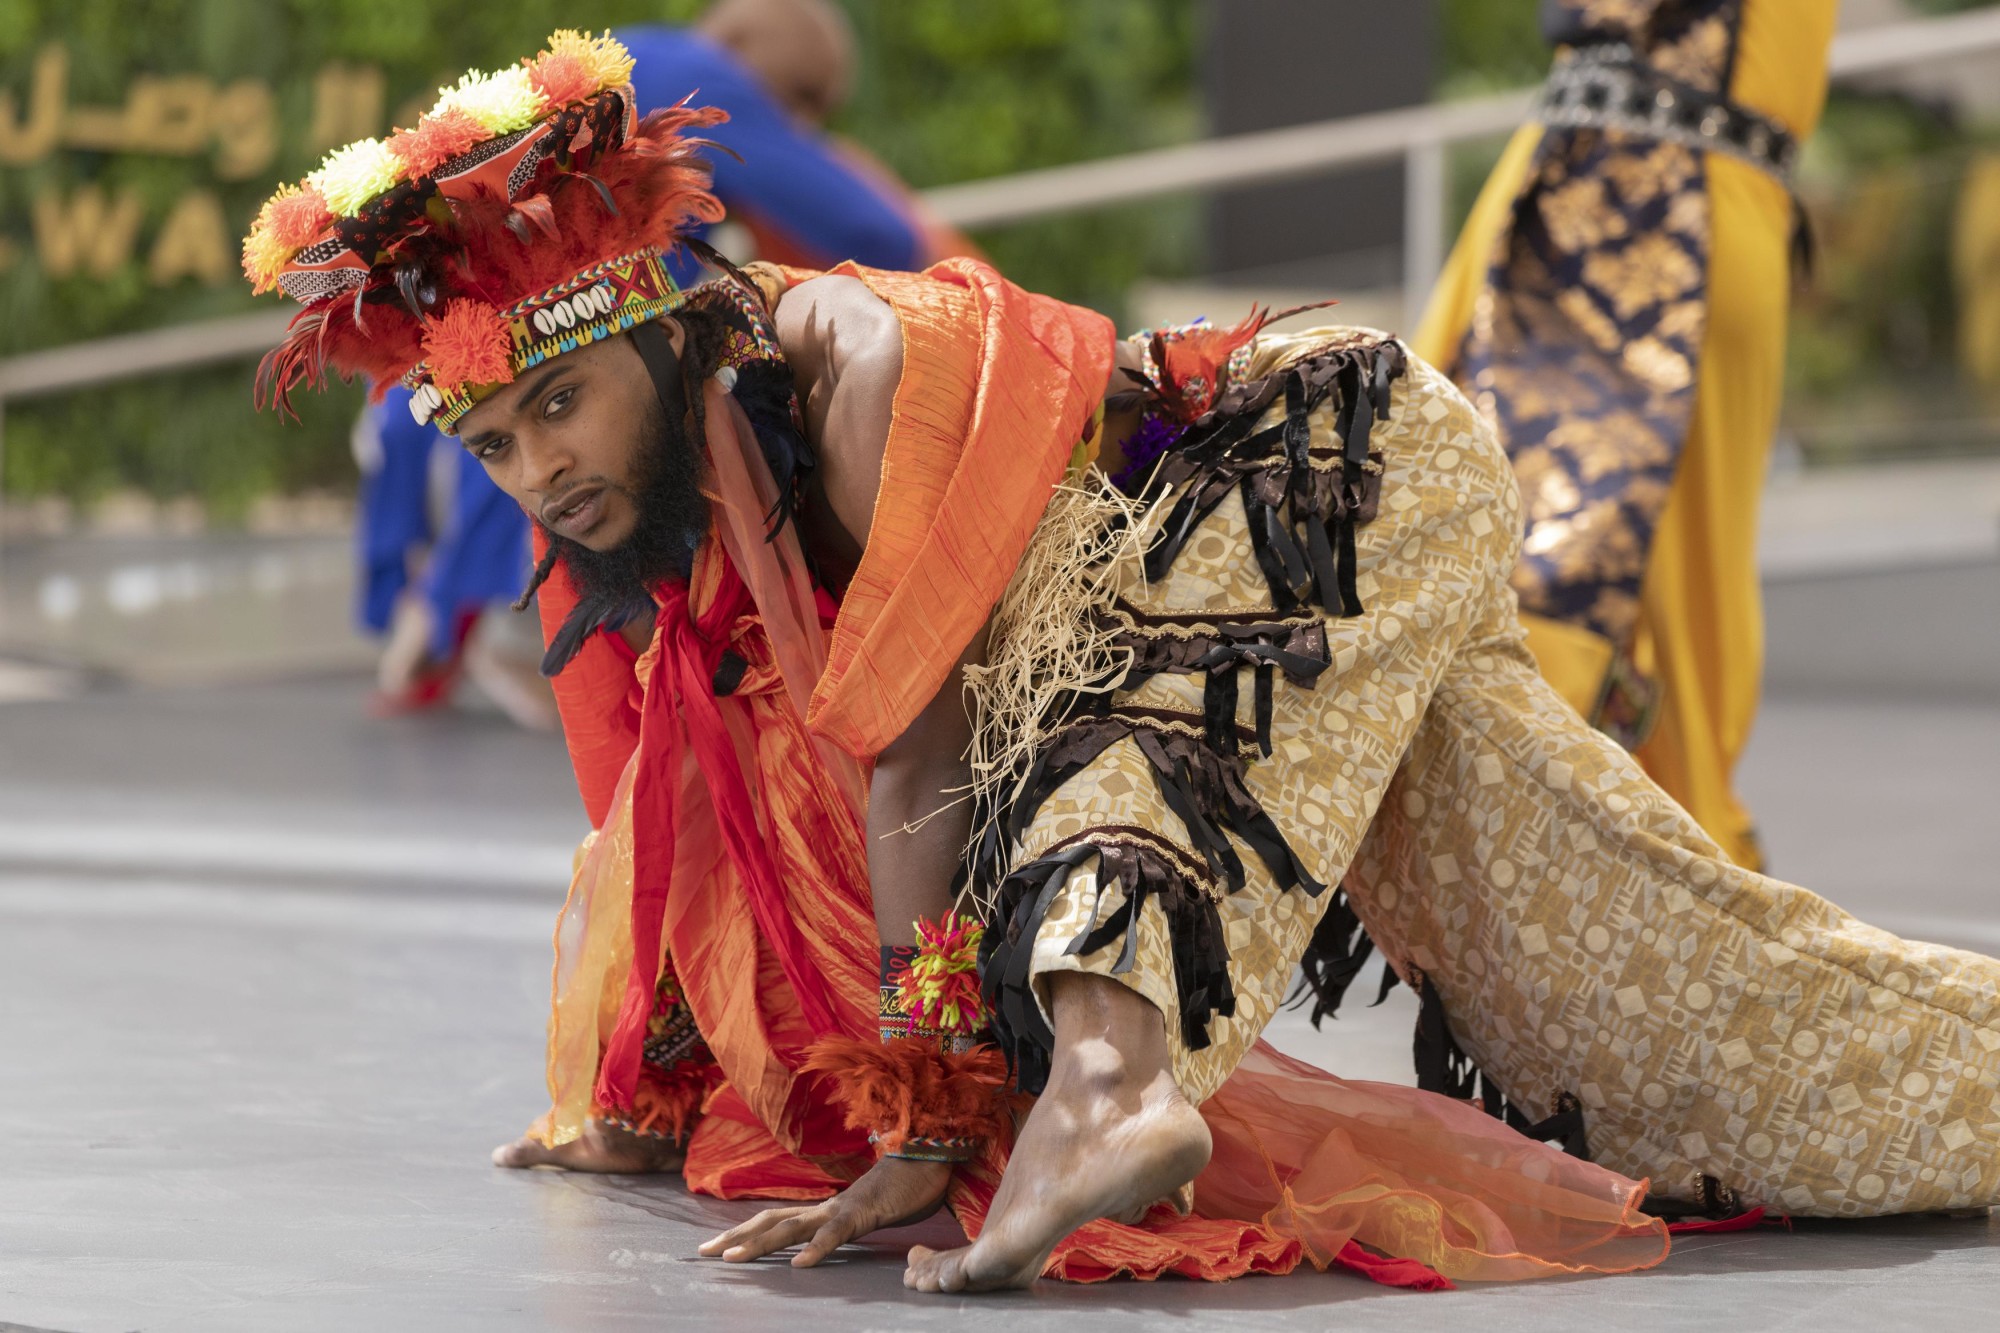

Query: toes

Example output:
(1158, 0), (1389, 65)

(903, 1244), (964, 1294)
(903, 1245), (939, 1292)
(492, 1138), (551, 1169)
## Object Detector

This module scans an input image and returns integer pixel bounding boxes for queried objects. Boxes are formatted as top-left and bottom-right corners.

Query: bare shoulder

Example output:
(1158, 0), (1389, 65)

(772, 274), (903, 374)
(770, 275), (906, 569)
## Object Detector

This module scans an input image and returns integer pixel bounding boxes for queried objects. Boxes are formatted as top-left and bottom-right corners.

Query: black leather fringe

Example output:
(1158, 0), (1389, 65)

(1140, 337), (1404, 619)
(1113, 613), (1329, 759)
(1287, 886), (1401, 1027)
(974, 712), (1326, 907)
(968, 334), (1411, 1089)
(1413, 972), (1592, 1161)
(981, 835), (1233, 1094)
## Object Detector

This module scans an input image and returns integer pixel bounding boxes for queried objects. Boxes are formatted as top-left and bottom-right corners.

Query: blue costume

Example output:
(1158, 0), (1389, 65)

(355, 27), (925, 654)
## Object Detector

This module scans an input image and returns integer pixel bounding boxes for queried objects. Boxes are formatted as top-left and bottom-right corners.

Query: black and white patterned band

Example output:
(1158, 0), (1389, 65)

(1536, 43), (1799, 188)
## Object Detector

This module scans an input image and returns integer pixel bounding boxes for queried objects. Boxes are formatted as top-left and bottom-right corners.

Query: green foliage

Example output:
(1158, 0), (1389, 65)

(1433, 0), (1541, 234)
(7, 362), (359, 519)
(1438, 0), (1544, 93)
(1784, 93), (1994, 460)
(0, 0), (688, 514)
(840, 0), (1201, 315)
(0, 0), (691, 351)
(0, 0), (1200, 515)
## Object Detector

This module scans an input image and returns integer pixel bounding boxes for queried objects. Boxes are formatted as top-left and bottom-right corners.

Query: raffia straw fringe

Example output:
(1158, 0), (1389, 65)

(960, 468), (1162, 912)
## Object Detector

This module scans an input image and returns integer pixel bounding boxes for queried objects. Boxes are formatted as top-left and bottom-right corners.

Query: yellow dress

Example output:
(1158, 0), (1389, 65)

(1414, 0), (1836, 869)
(1953, 152), (2000, 397)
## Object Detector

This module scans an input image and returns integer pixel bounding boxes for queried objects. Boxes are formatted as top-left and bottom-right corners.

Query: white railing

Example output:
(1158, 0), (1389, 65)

(1, 5), (1998, 458)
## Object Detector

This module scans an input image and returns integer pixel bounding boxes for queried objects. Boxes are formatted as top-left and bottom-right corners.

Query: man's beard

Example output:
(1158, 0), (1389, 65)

(539, 395), (710, 608)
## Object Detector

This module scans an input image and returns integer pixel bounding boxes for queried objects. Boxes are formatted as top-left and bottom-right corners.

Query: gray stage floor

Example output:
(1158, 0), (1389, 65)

(2, 676), (1997, 1331)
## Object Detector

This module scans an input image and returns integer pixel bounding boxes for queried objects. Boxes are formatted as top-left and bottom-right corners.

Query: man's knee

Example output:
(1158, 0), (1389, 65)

(1384, 350), (1523, 583)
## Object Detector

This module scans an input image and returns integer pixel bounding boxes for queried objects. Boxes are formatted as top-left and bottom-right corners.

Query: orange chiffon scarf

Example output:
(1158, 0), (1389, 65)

(764, 258), (1118, 762)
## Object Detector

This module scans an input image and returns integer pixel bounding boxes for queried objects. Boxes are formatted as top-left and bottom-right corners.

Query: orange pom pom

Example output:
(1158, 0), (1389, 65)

(265, 184), (335, 251)
(527, 51), (598, 108)
(527, 30), (634, 106)
(388, 109), (490, 179)
(421, 299), (514, 391)
(891, 912), (987, 1036)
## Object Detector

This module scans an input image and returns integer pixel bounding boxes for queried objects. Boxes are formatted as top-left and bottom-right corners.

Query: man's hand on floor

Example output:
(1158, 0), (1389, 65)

(698, 1157), (953, 1267)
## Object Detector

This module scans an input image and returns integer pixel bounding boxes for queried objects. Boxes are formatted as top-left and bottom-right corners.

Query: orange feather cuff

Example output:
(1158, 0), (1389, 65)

(802, 1035), (1015, 1159)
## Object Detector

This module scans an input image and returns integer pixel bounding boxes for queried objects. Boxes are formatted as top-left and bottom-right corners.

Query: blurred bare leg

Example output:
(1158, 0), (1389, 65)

(492, 1119), (685, 1173)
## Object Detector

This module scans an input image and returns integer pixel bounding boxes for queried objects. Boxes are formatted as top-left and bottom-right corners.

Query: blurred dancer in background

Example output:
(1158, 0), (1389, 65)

(1414, 0), (1838, 869)
(359, 0), (976, 724)
(1953, 151), (2000, 403)
(355, 401), (553, 725)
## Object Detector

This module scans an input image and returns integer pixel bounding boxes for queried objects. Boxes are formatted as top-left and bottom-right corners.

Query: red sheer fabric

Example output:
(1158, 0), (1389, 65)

(533, 379), (878, 1179)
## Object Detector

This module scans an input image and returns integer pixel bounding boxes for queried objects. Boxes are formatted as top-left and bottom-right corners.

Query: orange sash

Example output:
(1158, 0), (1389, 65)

(767, 259), (1117, 760)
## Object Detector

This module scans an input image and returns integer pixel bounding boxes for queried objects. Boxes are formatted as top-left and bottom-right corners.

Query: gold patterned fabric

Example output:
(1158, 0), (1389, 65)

(997, 334), (1506, 1104)
(990, 330), (2000, 1215)
(1456, 0), (1742, 738)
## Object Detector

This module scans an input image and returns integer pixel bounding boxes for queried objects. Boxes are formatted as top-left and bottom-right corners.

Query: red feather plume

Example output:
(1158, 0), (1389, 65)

(1149, 299), (1341, 423)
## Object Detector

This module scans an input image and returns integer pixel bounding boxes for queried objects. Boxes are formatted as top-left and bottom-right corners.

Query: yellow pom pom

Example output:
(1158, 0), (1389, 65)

(539, 29), (636, 91)
(431, 65), (547, 137)
(240, 227), (290, 296)
(307, 138), (403, 218)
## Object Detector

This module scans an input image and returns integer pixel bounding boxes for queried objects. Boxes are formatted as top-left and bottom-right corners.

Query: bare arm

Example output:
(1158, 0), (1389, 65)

(773, 275), (972, 947)
(774, 275), (901, 583)
(865, 628), (983, 946)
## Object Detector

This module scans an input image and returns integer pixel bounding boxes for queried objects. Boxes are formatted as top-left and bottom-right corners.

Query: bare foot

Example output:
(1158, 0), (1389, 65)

(491, 1119), (686, 1173)
(904, 973), (1210, 1293)
(697, 1157), (951, 1267)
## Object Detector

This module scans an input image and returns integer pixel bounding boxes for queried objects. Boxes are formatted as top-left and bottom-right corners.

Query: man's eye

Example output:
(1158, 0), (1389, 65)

(544, 387), (576, 418)
(476, 437), (510, 461)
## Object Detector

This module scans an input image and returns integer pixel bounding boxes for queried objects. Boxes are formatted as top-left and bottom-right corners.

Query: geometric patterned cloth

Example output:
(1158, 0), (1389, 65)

(1453, 0), (1748, 733)
(1013, 330), (2000, 1214)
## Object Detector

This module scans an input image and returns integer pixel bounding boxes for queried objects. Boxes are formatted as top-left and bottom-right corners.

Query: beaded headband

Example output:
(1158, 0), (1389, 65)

(400, 246), (687, 431)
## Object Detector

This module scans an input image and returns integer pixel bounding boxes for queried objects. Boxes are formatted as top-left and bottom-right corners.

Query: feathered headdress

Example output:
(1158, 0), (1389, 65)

(243, 30), (726, 433)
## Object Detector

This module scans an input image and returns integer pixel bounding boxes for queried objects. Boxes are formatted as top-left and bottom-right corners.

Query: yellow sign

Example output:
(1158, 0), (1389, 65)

(0, 44), (390, 286)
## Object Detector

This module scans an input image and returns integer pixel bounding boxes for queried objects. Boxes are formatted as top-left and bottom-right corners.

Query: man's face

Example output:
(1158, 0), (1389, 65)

(457, 333), (661, 553)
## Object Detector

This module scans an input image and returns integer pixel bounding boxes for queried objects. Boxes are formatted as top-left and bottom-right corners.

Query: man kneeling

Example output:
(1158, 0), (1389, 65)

(247, 33), (2000, 1292)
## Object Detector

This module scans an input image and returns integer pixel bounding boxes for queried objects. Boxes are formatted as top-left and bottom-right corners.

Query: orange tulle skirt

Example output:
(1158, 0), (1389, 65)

(674, 1039), (1671, 1287)
(950, 1041), (1669, 1286)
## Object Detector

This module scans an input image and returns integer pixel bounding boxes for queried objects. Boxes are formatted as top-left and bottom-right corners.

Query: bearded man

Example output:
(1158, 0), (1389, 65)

(246, 32), (2000, 1294)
